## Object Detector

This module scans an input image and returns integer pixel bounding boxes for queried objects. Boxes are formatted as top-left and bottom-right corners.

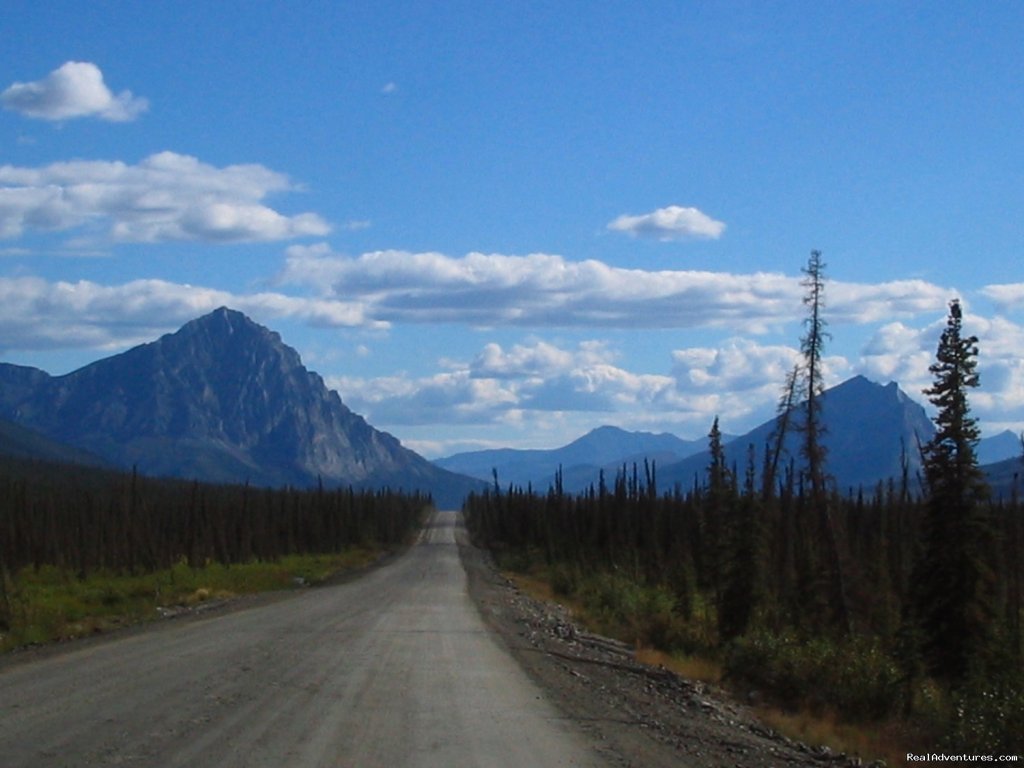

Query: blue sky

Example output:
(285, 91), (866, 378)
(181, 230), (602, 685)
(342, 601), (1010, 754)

(2, 1), (1023, 457)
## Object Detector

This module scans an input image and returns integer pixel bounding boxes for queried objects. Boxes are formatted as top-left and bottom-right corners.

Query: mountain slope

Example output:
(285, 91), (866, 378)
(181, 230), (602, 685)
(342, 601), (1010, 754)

(659, 375), (936, 494)
(0, 308), (481, 505)
(0, 416), (110, 468)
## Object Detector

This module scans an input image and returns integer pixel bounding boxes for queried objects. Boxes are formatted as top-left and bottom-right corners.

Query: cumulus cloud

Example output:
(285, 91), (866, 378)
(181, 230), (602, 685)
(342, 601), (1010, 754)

(857, 321), (937, 391)
(674, 339), (802, 391)
(279, 246), (949, 331)
(0, 275), (380, 353)
(607, 205), (725, 241)
(1, 62), (148, 122)
(670, 338), (854, 427)
(0, 152), (330, 243)
(331, 337), (741, 435)
(471, 339), (611, 379)
(857, 311), (1024, 433)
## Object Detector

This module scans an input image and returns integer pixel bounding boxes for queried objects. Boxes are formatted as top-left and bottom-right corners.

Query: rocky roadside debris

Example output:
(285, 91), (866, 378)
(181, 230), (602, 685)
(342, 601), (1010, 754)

(457, 532), (884, 768)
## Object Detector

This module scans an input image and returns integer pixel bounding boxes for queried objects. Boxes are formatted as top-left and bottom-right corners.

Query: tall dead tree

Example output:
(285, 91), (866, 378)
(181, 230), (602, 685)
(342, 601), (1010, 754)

(799, 250), (851, 635)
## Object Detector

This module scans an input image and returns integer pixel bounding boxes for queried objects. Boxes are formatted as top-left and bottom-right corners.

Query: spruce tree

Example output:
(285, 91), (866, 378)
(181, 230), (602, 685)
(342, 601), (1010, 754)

(914, 299), (993, 683)
(704, 417), (730, 611)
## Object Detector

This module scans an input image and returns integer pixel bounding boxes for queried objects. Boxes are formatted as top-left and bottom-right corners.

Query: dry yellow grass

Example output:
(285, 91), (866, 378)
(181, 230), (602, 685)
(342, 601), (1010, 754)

(504, 571), (588, 618)
(753, 706), (920, 767)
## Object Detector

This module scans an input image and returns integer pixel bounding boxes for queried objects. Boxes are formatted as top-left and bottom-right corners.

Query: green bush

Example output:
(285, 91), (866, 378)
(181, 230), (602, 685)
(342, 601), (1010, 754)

(548, 562), (580, 597)
(726, 630), (903, 721)
(572, 571), (689, 649)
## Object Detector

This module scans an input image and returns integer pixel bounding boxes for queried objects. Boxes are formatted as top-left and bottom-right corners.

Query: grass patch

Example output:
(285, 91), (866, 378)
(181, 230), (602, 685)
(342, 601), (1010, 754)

(634, 647), (723, 685)
(0, 548), (379, 653)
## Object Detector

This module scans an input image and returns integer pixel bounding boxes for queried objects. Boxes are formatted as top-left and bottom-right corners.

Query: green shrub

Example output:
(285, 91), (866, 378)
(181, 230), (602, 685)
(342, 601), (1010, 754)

(726, 630), (903, 721)
(548, 562), (580, 597)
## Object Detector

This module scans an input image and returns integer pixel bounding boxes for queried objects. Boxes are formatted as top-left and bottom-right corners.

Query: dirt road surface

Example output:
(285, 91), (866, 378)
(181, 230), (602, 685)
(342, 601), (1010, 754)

(0, 511), (607, 767)
(2, 510), (865, 767)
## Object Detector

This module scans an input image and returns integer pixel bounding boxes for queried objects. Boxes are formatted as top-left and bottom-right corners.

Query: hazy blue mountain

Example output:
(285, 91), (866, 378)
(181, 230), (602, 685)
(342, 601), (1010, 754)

(977, 429), (1022, 466)
(435, 425), (708, 492)
(658, 376), (937, 495)
(0, 308), (481, 506)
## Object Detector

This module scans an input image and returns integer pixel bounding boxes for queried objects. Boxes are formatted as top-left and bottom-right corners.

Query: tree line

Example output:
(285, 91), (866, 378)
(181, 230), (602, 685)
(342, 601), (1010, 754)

(0, 456), (429, 589)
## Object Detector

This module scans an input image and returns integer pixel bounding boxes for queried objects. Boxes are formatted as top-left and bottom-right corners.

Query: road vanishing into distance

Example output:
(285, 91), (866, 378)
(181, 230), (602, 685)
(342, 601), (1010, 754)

(0, 511), (606, 768)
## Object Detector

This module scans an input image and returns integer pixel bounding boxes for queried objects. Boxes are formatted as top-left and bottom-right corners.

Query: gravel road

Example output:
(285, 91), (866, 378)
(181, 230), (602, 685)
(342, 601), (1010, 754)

(2, 510), (871, 768)
(0, 510), (607, 768)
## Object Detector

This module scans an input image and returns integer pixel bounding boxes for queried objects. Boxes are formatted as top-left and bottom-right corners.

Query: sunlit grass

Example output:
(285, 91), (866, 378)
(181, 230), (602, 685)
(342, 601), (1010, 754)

(0, 548), (379, 652)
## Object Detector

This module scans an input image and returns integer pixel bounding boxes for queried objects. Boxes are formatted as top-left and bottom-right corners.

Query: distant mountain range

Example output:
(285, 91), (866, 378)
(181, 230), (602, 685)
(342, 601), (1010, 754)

(436, 375), (1022, 497)
(0, 308), (482, 507)
(436, 425), (709, 491)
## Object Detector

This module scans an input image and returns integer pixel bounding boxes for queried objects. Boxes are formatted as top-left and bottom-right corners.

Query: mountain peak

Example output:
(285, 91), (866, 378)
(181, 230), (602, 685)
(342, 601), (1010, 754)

(177, 306), (277, 342)
(0, 310), (483, 504)
(192, 306), (254, 328)
(658, 375), (936, 493)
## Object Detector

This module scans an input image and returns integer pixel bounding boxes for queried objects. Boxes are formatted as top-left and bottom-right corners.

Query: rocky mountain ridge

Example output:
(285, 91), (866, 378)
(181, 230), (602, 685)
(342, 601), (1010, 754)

(0, 308), (481, 506)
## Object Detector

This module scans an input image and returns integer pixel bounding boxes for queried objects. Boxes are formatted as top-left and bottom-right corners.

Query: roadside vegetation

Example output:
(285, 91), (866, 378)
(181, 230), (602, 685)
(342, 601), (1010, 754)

(0, 457), (429, 652)
(465, 256), (1024, 763)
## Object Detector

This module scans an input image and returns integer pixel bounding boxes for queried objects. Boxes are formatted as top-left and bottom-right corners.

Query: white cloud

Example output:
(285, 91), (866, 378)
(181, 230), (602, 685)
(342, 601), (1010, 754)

(0, 152), (330, 243)
(329, 370), (520, 427)
(981, 283), (1024, 311)
(1, 62), (148, 122)
(857, 311), (1024, 433)
(857, 321), (936, 392)
(0, 276), (381, 352)
(670, 338), (854, 428)
(607, 205), (725, 241)
(279, 246), (949, 331)
(471, 339), (611, 379)
(330, 337), (753, 436)
(673, 338), (802, 391)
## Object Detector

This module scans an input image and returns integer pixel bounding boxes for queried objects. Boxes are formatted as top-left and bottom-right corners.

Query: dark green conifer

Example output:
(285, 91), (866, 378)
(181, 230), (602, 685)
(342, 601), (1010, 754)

(914, 299), (993, 683)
